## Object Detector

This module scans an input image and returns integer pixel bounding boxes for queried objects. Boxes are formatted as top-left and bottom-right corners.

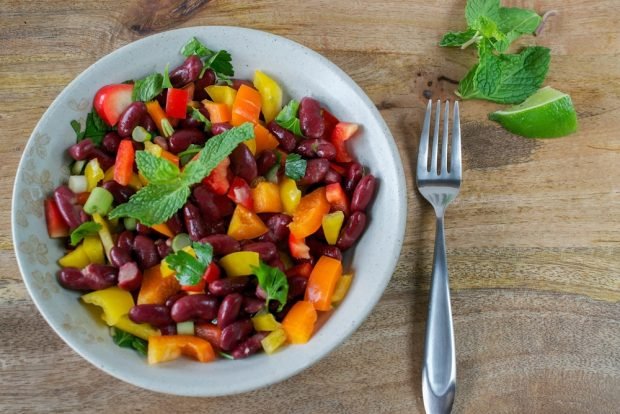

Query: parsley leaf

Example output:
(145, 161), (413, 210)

(275, 100), (302, 136)
(190, 107), (212, 132)
(133, 73), (164, 102)
(165, 241), (213, 286)
(69, 221), (102, 246)
(70, 120), (85, 141)
(71, 110), (112, 145)
(206, 50), (234, 80)
(181, 37), (214, 58)
(111, 328), (148, 356)
(285, 153), (307, 180)
(252, 261), (289, 312)
(135, 151), (180, 184)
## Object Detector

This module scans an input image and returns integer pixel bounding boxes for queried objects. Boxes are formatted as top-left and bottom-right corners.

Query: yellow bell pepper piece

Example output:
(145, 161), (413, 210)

(331, 274), (353, 303)
(279, 177), (301, 215)
(144, 141), (163, 157)
(115, 315), (160, 340)
(91, 213), (114, 263)
(253, 70), (283, 123)
(322, 211), (345, 245)
(82, 286), (134, 325)
(245, 138), (257, 155)
(219, 251), (260, 277)
(82, 235), (105, 265)
(58, 244), (90, 268)
(205, 85), (237, 110)
(261, 328), (287, 355)
(103, 166), (114, 182)
(84, 158), (104, 191)
(252, 312), (281, 331)
(127, 173), (143, 191)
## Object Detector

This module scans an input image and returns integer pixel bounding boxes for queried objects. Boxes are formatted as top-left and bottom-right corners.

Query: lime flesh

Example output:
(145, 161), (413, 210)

(489, 86), (578, 138)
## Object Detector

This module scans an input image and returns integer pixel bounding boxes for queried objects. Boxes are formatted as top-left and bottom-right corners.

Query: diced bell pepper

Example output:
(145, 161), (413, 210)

(331, 274), (353, 304)
(251, 312), (281, 331)
(261, 328), (287, 354)
(251, 181), (282, 213)
(227, 205), (268, 240)
(253, 70), (283, 124)
(148, 335), (215, 364)
(321, 211), (345, 245)
(279, 177), (301, 215)
(305, 255), (343, 311)
(84, 158), (104, 191)
(289, 187), (330, 239)
(281, 301), (317, 344)
(205, 85), (237, 110)
(219, 251), (260, 277)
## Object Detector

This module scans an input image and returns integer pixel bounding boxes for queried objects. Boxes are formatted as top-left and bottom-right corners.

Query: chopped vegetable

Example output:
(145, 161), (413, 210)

(321, 211), (345, 245)
(252, 312), (281, 331)
(261, 328), (287, 354)
(81, 286), (134, 325)
(202, 100), (231, 124)
(253, 70), (283, 124)
(165, 87), (190, 119)
(146, 100), (174, 137)
(305, 256), (343, 311)
(137, 265), (181, 305)
(331, 274), (353, 304)
(289, 187), (330, 239)
(205, 85), (237, 109)
(93, 83), (133, 126)
(44, 198), (70, 238)
(83, 187), (114, 216)
(231, 84), (262, 126)
(227, 177), (254, 210)
(84, 158), (104, 191)
(227, 205), (269, 240)
(275, 99), (302, 136)
(251, 181), (282, 213)
(282, 301), (317, 344)
(219, 251), (260, 277)
(148, 335), (215, 364)
(279, 177), (301, 215)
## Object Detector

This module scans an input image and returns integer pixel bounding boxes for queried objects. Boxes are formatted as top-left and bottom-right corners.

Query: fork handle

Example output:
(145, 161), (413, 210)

(422, 215), (456, 414)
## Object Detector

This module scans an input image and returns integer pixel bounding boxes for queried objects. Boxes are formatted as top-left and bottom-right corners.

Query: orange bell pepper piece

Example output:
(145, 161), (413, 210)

(160, 149), (180, 168)
(137, 265), (181, 305)
(113, 140), (134, 186)
(227, 205), (269, 240)
(148, 335), (216, 364)
(145, 100), (174, 137)
(289, 187), (330, 239)
(305, 255), (343, 311)
(253, 124), (279, 154)
(252, 181), (282, 213)
(282, 300), (317, 344)
(231, 84), (262, 126)
(151, 222), (174, 238)
(202, 100), (231, 124)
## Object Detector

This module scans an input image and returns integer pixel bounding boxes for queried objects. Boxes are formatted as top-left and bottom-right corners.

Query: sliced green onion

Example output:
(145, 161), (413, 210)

(123, 217), (138, 231)
(161, 119), (175, 138)
(71, 160), (86, 175)
(171, 233), (191, 252)
(132, 126), (152, 143)
(68, 175), (87, 193)
(83, 187), (114, 215)
(176, 321), (195, 335)
(265, 164), (280, 184)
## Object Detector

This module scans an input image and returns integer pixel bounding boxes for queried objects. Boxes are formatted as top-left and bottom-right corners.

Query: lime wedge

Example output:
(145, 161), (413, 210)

(489, 87), (578, 138)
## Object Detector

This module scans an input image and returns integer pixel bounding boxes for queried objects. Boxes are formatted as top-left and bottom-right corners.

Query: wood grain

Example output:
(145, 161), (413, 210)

(1, 0), (619, 412)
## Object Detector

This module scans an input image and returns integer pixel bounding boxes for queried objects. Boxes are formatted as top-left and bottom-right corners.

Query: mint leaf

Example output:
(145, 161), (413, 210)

(162, 64), (173, 89)
(111, 328), (148, 356)
(252, 261), (289, 312)
(83, 110), (112, 145)
(457, 46), (550, 104)
(69, 221), (102, 246)
(190, 107), (212, 132)
(178, 144), (202, 166)
(165, 241), (213, 286)
(135, 151), (180, 184)
(108, 181), (190, 226)
(275, 100), (302, 136)
(439, 29), (479, 47)
(181, 122), (254, 185)
(465, 0), (500, 28)
(493, 7), (542, 52)
(477, 15), (505, 40)
(180, 37), (214, 58)
(133, 73), (164, 102)
(285, 153), (307, 180)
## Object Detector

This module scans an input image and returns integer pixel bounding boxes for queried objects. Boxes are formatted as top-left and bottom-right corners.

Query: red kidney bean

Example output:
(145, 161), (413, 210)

(91, 148), (115, 171)
(117, 262), (142, 291)
(117, 102), (147, 137)
(211, 122), (232, 136)
(160, 324), (177, 336)
(169, 55), (203, 87)
(129, 304), (173, 327)
(217, 293), (243, 329)
(153, 136), (169, 151)
(287, 276), (308, 299)
(171, 294), (219, 322)
(135, 222), (153, 236)
(268, 256), (286, 273)
(324, 168), (342, 184)
(295, 139), (336, 160)
(230, 144), (257, 183)
(256, 150), (277, 176)
(231, 332), (269, 359)
(53, 185), (85, 230)
(299, 97), (325, 139)
(299, 158), (330, 186)
(102, 132), (122, 154)
(109, 246), (132, 268)
(193, 185), (235, 220)
(57, 268), (89, 291)
(154, 239), (171, 259)
(231, 79), (253, 90)
(194, 69), (216, 101)
(242, 242), (277, 261)
(242, 296), (265, 314)
(101, 181), (135, 204)
(68, 139), (95, 161)
(206, 219), (227, 236)
(208, 277), (249, 296)
(133, 235), (159, 270)
(183, 201), (208, 241)
(351, 174), (376, 212)
(337, 211), (367, 250)
(141, 113), (158, 134)
(82, 264), (118, 290)
(344, 162), (364, 194)
(274, 302), (293, 322)
(116, 231), (134, 251)
(165, 291), (188, 308)
(220, 319), (253, 351)
(200, 234), (240, 256)
(168, 128), (206, 154)
(179, 116), (202, 130)
(267, 121), (297, 152)
(165, 212), (184, 235)
(266, 214), (291, 242)
(156, 89), (168, 110)
(307, 238), (343, 261)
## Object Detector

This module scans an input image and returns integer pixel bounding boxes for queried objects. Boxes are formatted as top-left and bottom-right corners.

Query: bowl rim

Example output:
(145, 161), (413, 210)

(12, 25), (407, 396)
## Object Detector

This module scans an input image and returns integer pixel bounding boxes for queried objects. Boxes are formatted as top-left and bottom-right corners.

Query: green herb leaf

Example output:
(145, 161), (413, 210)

(162, 63), (173, 89)
(275, 100), (302, 136)
(70, 120), (85, 141)
(69, 221), (102, 247)
(190, 107), (212, 132)
(493, 7), (542, 52)
(465, 0), (500, 28)
(135, 151), (180, 184)
(252, 261), (289, 312)
(180, 37), (214, 58)
(81, 110), (112, 145)
(439, 29), (479, 47)
(457, 45), (550, 104)
(111, 327), (148, 356)
(284, 153), (307, 180)
(133, 73), (164, 102)
(206, 50), (234, 80)
(178, 143), (203, 166)
(165, 241), (213, 286)
(218, 351), (234, 360)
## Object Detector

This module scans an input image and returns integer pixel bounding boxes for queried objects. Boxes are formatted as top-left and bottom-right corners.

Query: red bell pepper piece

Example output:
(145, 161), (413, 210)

(288, 233), (310, 259)
(44, 198), (70, 238)
(202, 262), (221, 284)
(285, 262), (313, 278)
(331, 122), (359, 163)
(329, 162), (347, 175)
(321, 109), (340, 140)
(325, 182), (350, 215)
(227, 177), (254, 210)
(166, 87), (190, 119)
(202, 157), (231, 195)
(114, 140), (135, 186)
(181, 278), (206, 293)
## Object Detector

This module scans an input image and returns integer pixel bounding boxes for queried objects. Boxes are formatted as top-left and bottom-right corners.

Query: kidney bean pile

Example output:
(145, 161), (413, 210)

(45, 41), (377, 364)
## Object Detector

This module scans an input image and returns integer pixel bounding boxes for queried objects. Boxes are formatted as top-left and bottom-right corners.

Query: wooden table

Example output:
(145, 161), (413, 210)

(1, 1), (618, 412)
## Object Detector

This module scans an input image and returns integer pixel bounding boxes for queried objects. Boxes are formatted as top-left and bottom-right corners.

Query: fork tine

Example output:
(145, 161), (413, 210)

(417, 100), (432, 174)
(441, 101), (449, 174)
(431, 100), (441, 174)
(451, 101), (461, 177)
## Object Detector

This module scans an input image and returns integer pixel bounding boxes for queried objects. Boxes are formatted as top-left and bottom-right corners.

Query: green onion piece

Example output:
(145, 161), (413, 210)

(265, 164), (280, 184)
(161, 119), (175, 138)
(132, 126), (152, 143)
(123, 217), (138, 231)
(171, 233), (191, 252)
(176, 321), (195, 335)
(68, 175), (88, 194)
(71, 160), (86, 175)
(83, 187), (114, 215)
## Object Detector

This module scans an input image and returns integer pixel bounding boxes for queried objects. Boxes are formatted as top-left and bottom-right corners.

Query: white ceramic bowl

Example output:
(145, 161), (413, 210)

(12, 26), (406, 396)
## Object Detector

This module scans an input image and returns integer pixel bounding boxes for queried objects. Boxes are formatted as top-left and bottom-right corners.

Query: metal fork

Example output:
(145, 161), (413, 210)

(417, 100), (461, 414)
